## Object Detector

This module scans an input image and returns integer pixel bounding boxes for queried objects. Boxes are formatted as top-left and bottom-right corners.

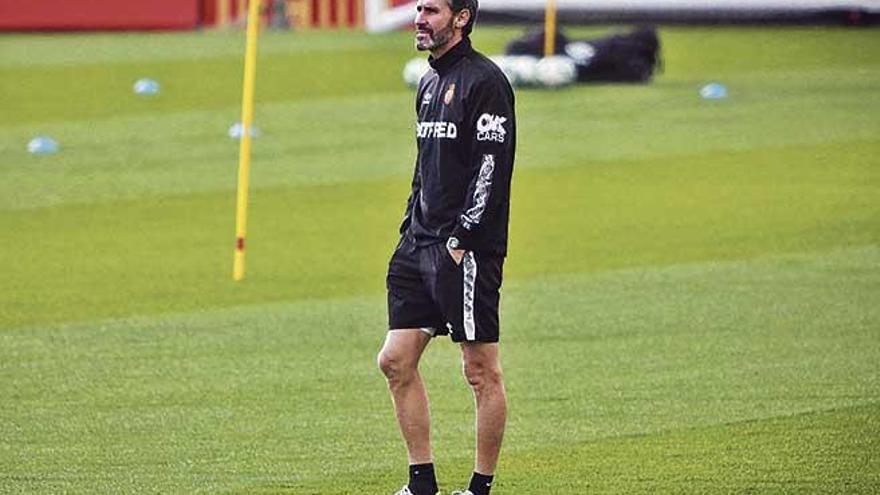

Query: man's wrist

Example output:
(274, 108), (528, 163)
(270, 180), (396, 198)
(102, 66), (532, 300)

(450, 223), (476, 251)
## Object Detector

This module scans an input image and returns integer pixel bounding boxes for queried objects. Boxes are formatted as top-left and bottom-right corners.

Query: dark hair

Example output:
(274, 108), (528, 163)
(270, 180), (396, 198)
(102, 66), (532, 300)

(448, 0), (478, 36)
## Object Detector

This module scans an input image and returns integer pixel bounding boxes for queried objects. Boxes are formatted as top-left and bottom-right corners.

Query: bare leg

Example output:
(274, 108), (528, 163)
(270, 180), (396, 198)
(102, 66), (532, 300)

(378, 329), (434, 464)
(461, 342), (507, 475)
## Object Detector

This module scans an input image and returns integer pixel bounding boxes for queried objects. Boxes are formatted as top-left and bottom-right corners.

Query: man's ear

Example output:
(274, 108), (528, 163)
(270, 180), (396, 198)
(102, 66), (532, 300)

(455, 9), (471, 28)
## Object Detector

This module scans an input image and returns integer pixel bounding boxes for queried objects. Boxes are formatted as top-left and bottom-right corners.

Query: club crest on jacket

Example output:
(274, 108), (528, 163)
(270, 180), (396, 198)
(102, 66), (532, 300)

(444, 84), (456, 105)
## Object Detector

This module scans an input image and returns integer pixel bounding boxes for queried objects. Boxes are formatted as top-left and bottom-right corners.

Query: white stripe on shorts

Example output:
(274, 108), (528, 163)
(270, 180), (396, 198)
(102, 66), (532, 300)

(462, 251), (477, 341)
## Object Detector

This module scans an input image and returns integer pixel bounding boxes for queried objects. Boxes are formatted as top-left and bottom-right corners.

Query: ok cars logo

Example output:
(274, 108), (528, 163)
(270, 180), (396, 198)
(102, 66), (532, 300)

(476, 113), (507, 143)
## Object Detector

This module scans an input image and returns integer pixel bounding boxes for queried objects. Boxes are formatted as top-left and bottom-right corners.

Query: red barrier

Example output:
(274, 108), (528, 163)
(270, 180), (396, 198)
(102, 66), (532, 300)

(0, 0), (200, 31)
(201, 0), (244, 26)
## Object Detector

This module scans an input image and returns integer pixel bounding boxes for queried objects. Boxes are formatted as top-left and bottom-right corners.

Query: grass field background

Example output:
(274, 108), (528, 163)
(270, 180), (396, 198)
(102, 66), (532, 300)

(1, 26), (878, 493)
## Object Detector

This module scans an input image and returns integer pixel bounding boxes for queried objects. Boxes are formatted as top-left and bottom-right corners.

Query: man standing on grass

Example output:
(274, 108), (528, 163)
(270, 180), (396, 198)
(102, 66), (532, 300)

(377, 1), (516, 494)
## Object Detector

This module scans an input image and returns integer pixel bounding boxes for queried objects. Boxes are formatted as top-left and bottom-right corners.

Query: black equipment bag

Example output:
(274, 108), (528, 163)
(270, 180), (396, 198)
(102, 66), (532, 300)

(505, 26), (661, 83)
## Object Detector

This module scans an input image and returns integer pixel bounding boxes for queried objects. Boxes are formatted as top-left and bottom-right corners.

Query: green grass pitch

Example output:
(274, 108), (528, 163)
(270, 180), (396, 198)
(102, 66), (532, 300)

(1, 26), (878, 493)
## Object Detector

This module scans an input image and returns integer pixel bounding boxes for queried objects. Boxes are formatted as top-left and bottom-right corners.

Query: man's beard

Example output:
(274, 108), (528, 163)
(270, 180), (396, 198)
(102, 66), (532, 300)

(415, 18), (455, 52)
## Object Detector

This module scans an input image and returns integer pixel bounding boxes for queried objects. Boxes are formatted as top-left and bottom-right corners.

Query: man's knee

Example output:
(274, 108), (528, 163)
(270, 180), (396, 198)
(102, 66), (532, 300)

(378, 348), (417, 386)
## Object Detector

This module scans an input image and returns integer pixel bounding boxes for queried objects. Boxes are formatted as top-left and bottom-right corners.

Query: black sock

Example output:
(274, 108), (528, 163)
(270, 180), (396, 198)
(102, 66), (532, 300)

(468, 472), (494, 495)
(408, 463), (437, 495)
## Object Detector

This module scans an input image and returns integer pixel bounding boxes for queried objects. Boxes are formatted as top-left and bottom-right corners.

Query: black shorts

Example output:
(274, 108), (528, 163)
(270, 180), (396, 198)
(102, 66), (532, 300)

(386, 236), (504, 343)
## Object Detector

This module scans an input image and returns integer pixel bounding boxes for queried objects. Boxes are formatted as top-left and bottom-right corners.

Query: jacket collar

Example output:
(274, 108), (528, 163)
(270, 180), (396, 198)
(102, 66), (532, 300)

(428, 37), (472, 76)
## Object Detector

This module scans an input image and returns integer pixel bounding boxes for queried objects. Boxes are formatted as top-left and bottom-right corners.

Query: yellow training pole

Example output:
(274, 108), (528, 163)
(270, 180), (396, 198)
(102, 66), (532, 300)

(544, 0), (557, 57)
(233, 0), (263, 282)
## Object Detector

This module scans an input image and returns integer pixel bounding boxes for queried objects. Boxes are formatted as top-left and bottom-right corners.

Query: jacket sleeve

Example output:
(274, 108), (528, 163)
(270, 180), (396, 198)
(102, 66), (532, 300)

(400, 79), (428, 235)
(450, 77), (515, 250)
(399, 162), (421, 234)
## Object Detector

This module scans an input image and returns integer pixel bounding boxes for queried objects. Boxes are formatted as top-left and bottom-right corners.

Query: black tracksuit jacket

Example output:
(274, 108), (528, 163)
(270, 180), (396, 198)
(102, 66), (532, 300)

(399, 37), (516, 257)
